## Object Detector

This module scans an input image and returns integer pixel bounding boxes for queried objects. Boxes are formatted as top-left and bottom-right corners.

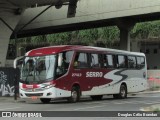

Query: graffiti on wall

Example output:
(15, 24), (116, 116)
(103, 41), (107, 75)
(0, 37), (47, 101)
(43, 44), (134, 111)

(0, 71), (14, 96)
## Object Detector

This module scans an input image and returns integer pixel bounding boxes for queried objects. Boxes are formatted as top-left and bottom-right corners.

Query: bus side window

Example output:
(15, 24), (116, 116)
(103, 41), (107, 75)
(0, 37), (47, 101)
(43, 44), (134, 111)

(117, 55), (127, 68)
(106, 54), (114, 68)
(56, 51), (74, 77)
(102, 54), (108, 68)
(74, 52), (88, 68)
(100, 54), (115, 69)
(137, 56), (145, 69)
(91, 54), (100, 68)
(128, 56), (136, 69)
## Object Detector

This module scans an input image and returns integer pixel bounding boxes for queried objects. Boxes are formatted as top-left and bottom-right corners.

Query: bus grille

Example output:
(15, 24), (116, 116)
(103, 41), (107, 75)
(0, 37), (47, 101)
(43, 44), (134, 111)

(24, 88), (45, 92)
(25, 93), (43, 97)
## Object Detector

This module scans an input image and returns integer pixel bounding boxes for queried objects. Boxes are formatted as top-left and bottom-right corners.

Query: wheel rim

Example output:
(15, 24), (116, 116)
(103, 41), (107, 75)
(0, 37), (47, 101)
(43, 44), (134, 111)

(72, 91), (78, 102)
(120, 87), (126, 98)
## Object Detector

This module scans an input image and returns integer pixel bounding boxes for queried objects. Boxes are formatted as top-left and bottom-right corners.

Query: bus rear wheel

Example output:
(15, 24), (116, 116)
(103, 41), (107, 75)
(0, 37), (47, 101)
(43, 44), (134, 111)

(91, 95), (103, 101)
(113, 84), (127, 99)
(40, 98), (51, 103)
(68, 86), (80, 103)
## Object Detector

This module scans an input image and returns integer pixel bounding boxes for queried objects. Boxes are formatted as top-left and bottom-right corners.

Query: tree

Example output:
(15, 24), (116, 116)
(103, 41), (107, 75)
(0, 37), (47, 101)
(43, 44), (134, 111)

(46, 32), (71, 45)
(10, 20), (160, 47)
(131, 20), (160, 39)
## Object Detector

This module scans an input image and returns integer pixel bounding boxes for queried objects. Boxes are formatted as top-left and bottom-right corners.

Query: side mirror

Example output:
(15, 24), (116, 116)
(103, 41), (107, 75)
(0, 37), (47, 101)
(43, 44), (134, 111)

(13, 56), (24, 69)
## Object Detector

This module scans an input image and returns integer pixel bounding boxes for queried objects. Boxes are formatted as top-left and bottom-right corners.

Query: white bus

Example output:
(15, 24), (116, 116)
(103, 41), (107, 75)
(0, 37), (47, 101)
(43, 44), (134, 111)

(18, 45), (148, 103)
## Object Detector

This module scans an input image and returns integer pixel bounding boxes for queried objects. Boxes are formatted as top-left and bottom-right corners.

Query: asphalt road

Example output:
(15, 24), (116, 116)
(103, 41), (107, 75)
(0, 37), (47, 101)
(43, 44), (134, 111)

(0, 92), (160, 112)
(0, 93), (160, 119)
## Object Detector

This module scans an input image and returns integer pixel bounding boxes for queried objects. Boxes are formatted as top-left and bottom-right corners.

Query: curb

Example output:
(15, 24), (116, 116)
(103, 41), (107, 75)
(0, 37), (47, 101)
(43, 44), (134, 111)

(131, 90), (160, 95)
(141, 105), (160, 111)
(139, 91), (160, 112)
(0, 97), (25, 103)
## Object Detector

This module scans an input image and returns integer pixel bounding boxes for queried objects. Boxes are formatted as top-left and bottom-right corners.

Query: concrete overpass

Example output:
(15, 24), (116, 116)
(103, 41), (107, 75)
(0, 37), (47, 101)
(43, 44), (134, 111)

(0, 0), (76, 67)
(1, 0), (160, 67)
(16, 0), (160, 36)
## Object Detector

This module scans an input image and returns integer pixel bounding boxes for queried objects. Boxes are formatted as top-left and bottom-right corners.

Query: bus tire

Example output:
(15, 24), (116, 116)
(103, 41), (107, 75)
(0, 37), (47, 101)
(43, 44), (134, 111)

(91, 95), (103, 101)
(113, 84), (127, 99)
(68, 86), (80, 103)
(119, 84), (127, 99)
(40, 98), (51, 103)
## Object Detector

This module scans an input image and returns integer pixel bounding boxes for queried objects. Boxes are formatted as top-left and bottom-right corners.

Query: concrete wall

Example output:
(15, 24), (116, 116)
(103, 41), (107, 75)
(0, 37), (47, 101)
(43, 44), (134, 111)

(141, 44), (160, 69)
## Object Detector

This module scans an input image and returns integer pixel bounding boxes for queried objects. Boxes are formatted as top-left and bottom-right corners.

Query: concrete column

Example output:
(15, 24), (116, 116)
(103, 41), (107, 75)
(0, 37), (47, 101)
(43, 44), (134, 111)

(117, 19), (135, 51)
(0, 11), (24, 67)
(119, 27), (130, 51)
(131, 40), (140, 52)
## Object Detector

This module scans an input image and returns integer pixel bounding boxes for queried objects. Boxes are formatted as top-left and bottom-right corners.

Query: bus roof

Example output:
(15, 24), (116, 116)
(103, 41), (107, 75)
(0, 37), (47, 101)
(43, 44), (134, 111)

(26, 45), (145, 57)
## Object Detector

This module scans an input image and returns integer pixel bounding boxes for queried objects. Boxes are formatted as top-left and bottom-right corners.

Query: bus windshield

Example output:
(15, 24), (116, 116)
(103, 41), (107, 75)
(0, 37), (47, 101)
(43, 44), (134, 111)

(21, 55), (56, 84)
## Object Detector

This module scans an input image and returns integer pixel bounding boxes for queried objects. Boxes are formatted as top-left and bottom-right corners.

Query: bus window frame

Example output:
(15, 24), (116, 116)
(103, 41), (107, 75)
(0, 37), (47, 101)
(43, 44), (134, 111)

(55, 50), (74, 79)
(89, 52), (102, 69)
(136, 56), (145, 69)
(73, 51), (90, 69)
(116, 54), (128, 69)
(127, 55), (137, 69)
(103, 53), (116, 69)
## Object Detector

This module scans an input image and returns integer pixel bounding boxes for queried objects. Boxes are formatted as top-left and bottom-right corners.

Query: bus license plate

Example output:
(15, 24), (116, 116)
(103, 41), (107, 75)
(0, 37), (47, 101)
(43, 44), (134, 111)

(31, 96), (38, 100)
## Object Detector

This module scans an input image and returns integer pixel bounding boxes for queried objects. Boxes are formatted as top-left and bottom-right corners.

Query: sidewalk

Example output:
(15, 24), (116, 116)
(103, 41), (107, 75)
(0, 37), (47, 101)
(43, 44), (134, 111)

(131, 89), (160, 111)
(138, 89), (160, 94)
(141, 104), (160, 112)
(140, 89), (160, 111)
(0, 96), (25, 103)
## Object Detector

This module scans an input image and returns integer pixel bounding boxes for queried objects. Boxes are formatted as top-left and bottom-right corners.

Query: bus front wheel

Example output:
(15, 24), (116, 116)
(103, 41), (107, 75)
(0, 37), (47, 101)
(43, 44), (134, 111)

(68, 86), (80, 103)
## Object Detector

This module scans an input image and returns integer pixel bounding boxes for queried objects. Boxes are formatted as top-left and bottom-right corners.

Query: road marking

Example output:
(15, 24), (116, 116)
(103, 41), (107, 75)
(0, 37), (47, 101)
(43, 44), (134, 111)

(74, 105), (106, 110)
(140, 107), (151, 111)
(112, 102), (124, 104)
(122, 101), (134, 103)
(135, 95), (160, 98)
(145, 102), (154, 104)
(140, 108), (146, 111)
(0, 107), (21, 111)
(144, 101), (160, 105)
(83, 100), (125, 105)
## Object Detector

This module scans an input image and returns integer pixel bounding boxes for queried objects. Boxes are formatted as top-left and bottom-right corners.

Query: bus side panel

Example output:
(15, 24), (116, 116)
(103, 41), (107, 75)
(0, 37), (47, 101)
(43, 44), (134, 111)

(121, 69), (148, 93)
(81, 68), (148, 96)
(81, 69), (123, 96)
